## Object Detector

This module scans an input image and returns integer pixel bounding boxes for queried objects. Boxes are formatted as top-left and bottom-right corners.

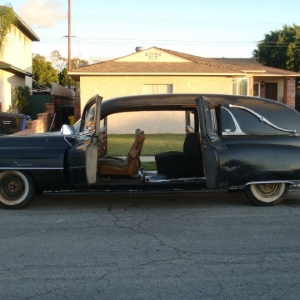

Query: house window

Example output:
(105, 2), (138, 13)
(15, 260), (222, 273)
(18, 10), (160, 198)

(253, 82), (260, 97)
(232, 78), (249, 96)
(143, 84), (173, 94)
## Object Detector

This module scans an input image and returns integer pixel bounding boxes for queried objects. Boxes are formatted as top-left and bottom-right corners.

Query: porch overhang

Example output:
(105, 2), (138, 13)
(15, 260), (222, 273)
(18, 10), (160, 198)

(68, 72), (247, 82)
(68, 71), (299, 82)
(0, 63), (32, 78)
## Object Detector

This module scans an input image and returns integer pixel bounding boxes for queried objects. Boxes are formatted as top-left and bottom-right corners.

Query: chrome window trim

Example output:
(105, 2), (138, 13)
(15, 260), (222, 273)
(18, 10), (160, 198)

(229, 104), (297, 135)
(221, 106), (245, 135)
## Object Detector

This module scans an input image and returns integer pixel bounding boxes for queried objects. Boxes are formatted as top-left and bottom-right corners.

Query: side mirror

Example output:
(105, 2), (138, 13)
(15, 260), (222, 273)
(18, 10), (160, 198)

(61, 124), (76, 135)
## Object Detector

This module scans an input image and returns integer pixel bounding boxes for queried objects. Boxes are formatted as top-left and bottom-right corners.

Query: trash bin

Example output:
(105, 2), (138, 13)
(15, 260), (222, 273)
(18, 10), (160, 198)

(0, 113), (27, 134)
(68, 115), (74, 125)
(60, 105), (74, 125)
(21, 115), (31, 130)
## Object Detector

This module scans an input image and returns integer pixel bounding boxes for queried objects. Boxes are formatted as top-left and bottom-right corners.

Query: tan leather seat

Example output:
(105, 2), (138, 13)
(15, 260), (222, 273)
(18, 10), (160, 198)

(98, 129), (146, 177)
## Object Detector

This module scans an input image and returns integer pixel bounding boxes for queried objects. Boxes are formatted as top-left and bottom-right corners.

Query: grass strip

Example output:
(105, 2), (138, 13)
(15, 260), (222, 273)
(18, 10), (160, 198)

(106, 134), (185, 156)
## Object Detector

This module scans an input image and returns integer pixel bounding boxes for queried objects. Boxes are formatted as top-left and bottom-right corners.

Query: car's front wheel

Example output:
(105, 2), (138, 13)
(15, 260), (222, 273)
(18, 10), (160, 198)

(245, 182), (288, 206)
(0, 171), (36, 209)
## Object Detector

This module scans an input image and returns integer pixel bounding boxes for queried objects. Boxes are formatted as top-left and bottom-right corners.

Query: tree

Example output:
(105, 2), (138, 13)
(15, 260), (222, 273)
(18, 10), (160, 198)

(58, 68), (68, 86)
(58, 57), (88, 87)
(71, 57), (88, 69)
(253, 24), (300, 72)
(10, 85), (31, 114)
(50, 50), (67, 72)
(32, 54), (58, 88)
(50, 51), (88, 72)
(0, 5), (16, 51)
(35, 51), (89, 87)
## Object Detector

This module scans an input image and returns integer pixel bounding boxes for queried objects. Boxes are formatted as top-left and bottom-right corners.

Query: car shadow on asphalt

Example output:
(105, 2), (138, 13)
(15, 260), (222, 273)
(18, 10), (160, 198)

(24, 189), (300, 210)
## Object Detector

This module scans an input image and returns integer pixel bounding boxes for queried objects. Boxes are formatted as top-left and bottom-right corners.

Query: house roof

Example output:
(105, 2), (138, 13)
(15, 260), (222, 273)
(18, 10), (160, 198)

(16, 14), (39, 41)
(69, 47), (300, 81)
(0, 6), (39, 41)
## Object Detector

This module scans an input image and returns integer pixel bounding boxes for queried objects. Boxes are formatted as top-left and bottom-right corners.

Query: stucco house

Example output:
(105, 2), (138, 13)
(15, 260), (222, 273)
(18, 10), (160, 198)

(0, 8), (39, 112)
(69, 46), (299, 133)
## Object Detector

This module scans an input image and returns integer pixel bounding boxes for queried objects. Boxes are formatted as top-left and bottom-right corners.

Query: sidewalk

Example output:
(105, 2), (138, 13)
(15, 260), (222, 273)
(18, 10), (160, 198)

(140, 156), (155, 162)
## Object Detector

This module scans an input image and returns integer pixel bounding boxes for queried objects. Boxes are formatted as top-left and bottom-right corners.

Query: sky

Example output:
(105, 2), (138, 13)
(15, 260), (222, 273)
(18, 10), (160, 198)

(7, 0), (300, 63)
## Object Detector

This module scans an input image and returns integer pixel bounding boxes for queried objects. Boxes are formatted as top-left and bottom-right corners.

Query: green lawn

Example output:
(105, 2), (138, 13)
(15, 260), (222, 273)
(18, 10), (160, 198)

(106, 134), (185, 156)
(138, 161), (155, 171)
(106, 134), (185, 171)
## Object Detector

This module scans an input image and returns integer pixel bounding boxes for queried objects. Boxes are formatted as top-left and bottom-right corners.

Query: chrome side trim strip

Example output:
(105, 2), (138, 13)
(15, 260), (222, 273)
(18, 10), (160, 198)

(0, 167), (64, 170)
(243, 180), (297, 188)
(228, 180), (298, 190)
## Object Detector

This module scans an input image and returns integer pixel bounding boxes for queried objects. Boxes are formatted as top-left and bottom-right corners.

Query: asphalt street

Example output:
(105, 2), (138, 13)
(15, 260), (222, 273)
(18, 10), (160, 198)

(1, 190), (300, 300)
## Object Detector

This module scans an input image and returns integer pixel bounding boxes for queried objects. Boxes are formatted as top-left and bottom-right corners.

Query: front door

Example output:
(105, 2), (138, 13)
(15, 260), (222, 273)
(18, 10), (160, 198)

(265, 83), (278, 100)
(196, 96), (227, 189)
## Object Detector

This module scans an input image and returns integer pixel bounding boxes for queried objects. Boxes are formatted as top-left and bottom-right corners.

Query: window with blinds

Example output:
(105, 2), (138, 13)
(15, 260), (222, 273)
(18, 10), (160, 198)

(142, 84), (173, 94)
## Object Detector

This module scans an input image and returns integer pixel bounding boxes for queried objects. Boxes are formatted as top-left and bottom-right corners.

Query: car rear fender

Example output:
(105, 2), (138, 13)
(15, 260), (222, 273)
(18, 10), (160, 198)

(239, 171), (298, 188)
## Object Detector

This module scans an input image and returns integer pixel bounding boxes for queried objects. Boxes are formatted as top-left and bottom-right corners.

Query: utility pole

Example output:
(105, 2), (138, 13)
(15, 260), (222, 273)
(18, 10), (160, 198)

(68, 0), (71, 89)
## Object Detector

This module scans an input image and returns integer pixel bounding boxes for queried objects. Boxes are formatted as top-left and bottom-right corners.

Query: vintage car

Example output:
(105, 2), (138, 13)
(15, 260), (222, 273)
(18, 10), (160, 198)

(1, 93), (300, 209)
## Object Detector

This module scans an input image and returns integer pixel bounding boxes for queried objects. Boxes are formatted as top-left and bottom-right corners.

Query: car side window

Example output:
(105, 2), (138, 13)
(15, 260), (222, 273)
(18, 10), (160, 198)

(221, 105), (294, 136)
(185, 111), (195, 133)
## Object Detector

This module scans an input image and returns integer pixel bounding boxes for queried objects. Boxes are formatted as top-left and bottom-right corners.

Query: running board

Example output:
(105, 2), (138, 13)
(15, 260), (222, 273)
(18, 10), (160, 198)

(139, 170), (206, 183)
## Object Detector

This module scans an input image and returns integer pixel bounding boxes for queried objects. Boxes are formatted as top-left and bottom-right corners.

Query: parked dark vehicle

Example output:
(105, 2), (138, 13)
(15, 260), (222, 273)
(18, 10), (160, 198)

(1, 94), (300, 209)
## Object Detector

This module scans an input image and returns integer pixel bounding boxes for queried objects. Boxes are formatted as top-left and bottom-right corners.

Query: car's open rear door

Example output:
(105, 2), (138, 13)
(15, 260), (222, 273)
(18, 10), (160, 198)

(85, 95), (102, 184)
(196, 96), (227, 189)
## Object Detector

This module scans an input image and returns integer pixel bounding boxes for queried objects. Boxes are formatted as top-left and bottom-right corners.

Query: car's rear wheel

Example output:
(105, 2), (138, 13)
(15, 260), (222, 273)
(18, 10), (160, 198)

(245, 182), (288, 206)
(0, 171), (36, 209)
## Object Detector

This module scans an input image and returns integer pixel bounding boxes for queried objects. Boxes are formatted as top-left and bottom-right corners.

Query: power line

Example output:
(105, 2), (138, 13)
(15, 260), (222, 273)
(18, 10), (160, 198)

(36, 37), (258, 46)
(20, 13), (295, 29)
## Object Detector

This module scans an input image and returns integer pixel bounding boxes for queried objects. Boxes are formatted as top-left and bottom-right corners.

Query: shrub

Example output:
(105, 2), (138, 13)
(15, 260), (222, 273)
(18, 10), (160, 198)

(10, 86), (31, 114)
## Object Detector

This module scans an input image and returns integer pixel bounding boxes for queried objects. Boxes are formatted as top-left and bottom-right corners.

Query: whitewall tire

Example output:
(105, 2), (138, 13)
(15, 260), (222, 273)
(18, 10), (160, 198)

(0, 171), (35, 209)
(245, 182), (288, 206)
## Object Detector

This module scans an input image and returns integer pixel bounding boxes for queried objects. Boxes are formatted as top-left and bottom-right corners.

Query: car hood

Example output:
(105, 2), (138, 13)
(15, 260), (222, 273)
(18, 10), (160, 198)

(0, 132), (75, 148)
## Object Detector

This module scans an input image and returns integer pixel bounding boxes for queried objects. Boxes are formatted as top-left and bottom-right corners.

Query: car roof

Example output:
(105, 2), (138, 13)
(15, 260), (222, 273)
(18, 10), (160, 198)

(100, 93), (300, 135)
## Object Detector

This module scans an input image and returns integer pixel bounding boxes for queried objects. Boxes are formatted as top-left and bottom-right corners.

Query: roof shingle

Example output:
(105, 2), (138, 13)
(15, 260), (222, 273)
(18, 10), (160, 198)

(69, 47), (299, 76)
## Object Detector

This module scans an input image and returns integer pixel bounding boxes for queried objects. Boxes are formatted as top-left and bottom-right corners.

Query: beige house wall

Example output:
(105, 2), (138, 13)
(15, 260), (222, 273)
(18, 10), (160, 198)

(0, 70), (25, 112)
(80, 75), (232, 105)
(72, 47), (298, 133)
(1, 26), (33, 73)
(80, 75), (232, 133)
(0, 25), (33, 112)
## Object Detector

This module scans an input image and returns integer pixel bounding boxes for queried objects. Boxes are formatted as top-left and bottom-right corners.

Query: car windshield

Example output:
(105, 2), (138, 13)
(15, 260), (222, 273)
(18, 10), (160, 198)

(73, 119), (81, 133)
(82, 102), (96, 132)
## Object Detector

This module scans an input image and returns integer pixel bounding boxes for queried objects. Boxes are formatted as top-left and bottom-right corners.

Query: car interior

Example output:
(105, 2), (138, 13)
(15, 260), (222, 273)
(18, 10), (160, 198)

(155, 132), (204, 179)
(96, 110), (205, 183)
